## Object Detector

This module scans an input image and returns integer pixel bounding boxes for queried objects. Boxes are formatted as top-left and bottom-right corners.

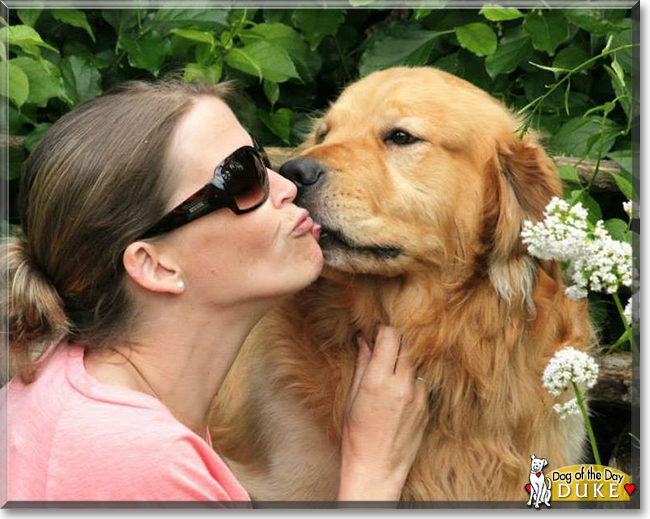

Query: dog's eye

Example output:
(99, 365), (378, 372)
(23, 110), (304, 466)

(385, 129), (419, 146)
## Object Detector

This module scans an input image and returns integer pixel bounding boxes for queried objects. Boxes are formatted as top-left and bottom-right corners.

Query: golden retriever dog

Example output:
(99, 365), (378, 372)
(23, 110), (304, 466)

(210, 66), (596, 501)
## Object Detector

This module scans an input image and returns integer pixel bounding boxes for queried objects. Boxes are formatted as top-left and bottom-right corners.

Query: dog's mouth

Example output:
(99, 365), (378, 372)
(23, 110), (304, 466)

(318, 225), (402, 260)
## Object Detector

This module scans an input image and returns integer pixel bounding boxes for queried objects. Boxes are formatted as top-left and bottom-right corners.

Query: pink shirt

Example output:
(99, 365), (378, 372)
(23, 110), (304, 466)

(2, 344), (251, 504)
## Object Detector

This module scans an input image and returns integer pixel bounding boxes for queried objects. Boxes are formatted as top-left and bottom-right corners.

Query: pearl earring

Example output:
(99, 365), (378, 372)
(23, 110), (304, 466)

(177, 281), (185, 290)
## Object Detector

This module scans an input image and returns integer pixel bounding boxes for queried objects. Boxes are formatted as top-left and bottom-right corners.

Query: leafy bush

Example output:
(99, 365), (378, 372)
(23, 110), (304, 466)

(1, 6), (637, 355)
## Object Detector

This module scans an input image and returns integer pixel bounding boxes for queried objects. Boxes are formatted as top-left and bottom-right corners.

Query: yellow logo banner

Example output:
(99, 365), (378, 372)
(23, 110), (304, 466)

(548, 465), (632, 501)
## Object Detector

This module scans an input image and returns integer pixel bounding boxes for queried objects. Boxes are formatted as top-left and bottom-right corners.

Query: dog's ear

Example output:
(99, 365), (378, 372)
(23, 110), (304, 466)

(543, 459), (548, 467)
(482, 131), (562, 314)
(531, 454), (535, 460)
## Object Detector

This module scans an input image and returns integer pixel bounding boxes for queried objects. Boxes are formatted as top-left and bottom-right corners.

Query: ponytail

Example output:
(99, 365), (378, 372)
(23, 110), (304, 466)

(1, 235), (70, 383)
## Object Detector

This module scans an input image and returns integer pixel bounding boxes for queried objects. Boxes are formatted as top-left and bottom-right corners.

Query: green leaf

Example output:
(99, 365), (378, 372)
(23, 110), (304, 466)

(414, 9), (433, 20)
(359, 24), (442, 76)
(604, 218), (628, 241)
(11, 57), (61, 107)
(606, 149), (632, 175)
(552, 45), (592, 73)
(60, 55), (102, 106)
(263, 80), (279, 107)
(258, 108), (293, 144)
(610, 172), (633, 200)
(183, 63), (205, 82)
(101, 9), (138, 38)
(558, 165), (580, 184)
(24, 122), (52, 152)
(605, 64), (631, 121)
(241, 23), (321, 81)
(120, 32), (171, 76)
(17, 9), (42, 28)
(0, 61), (29, 107)
(570, 190), (602, 225)
(52, 9), (95, 43)
(0, 25), (58, 57)
(170, 28), (215, 47)
(292, 10), (345, 50)
(562, 9), (619, 36)
(455, 23), (497, 57)
(609, 22), (632, 74)
(226, 42), (299, 83)
(485, 27), (533, 78)
(550, 117), (622, 159)
(523, 11), (570, 56)
(479, 5), (523, 21)
(150, 9), (229, 29)
(182, 61), (222, 84)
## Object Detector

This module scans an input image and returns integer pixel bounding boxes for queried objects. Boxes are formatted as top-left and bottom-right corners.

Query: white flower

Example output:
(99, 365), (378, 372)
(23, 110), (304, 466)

(624, 296), (638, 326)
(623, 201), (632, 219)
(565, 285), (588, 300)
(521, 197), (589, 261)
(542, 347), (599, 397)
(570, 221), (633, 294)
(553, 398), (581, 420)
(522, 198), (633, 296)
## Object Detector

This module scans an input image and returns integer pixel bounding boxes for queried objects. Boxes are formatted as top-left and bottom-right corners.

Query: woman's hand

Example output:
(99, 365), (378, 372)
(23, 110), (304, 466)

(337, 325), (431, 502)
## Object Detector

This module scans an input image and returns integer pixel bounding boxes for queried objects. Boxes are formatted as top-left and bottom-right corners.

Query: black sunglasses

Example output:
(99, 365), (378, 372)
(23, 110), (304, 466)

(138, 139), (272, 239)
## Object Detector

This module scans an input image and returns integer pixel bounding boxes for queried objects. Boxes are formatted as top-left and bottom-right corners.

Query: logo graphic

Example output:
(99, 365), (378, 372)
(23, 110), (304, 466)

(526, 454), (552, 508)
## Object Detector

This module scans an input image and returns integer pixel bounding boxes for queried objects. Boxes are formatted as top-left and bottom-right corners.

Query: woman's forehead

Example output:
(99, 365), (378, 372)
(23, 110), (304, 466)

(166, 97), (252, 203)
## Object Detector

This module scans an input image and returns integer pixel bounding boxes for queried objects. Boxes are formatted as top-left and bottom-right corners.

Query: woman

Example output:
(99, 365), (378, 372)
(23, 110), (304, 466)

(2, 80), (430, 503)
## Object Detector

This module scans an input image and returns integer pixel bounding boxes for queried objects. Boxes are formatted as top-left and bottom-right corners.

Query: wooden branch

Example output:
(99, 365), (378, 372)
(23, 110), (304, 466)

(554, 156), (621, 191)
(591, 352), (636, 407)
(0, 137), (625, 192)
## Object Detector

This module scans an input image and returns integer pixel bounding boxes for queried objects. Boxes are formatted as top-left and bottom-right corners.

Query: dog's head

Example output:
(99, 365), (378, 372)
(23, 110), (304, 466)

(281, 67), (561, 308)
(530, 454), (548, 472)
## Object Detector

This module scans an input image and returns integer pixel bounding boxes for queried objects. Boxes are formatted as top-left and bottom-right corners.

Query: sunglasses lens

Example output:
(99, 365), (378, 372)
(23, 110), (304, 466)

(222, 147), (269, 211)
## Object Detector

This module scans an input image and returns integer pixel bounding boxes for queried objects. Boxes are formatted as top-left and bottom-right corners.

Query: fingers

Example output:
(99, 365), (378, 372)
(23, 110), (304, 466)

(365, 325), (401, 379)
(346, 334), (372, 411)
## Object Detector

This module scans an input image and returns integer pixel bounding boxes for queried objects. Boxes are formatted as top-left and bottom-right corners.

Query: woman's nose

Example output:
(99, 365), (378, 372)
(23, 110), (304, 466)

(269, 169), (298, 206)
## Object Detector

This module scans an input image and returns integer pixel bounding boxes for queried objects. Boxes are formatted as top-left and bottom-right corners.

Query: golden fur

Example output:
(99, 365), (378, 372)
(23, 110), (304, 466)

(210, 67), (597, 501)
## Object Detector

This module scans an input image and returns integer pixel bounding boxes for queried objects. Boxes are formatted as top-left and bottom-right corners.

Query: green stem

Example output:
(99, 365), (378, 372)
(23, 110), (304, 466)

(571, 381), (601, 466)
(518, 43), (638, 133)
(613, 292), (639, 362)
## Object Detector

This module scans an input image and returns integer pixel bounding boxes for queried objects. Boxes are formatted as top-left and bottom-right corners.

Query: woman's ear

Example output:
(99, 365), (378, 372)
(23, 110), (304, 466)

(122, 241), (185, 295)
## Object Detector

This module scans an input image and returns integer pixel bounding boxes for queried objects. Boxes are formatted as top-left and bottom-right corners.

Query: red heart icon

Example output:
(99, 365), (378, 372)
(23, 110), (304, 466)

(624, 484), (635, 496)
(536, 472), (541, 477)
(525, 484), (531, 494)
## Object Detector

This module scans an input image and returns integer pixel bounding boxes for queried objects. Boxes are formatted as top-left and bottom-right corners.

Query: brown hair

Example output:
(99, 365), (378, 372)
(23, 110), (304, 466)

(2, 79), (233, 383)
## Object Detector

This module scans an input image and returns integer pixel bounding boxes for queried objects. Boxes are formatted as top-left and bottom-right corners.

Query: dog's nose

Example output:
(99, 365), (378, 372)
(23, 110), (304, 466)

(279, 158), (327, 196)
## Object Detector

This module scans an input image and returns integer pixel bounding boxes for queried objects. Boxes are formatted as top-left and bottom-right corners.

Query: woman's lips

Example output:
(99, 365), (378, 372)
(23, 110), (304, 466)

(291, 211), (315, 237)
(311, 222), (322, 241)
(291, 210), (322, 241)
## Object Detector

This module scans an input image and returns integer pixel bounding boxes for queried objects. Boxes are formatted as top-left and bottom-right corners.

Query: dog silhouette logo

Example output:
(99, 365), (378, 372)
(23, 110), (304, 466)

(526, 454), (552, 508)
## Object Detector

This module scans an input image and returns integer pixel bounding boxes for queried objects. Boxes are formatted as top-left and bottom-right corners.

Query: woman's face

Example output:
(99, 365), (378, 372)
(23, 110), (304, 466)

(159, 96), (323, 308)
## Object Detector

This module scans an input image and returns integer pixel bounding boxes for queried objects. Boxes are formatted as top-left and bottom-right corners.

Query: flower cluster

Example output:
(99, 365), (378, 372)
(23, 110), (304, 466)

(543, 347), (600, 420)
(542, 347), (599, 396)
(521, 197), (633, 298)
(623, 201), (633, 219)
(553, 399), (581, 420)
(521, 198), (589, 262)
(569, 222), (633, 294)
